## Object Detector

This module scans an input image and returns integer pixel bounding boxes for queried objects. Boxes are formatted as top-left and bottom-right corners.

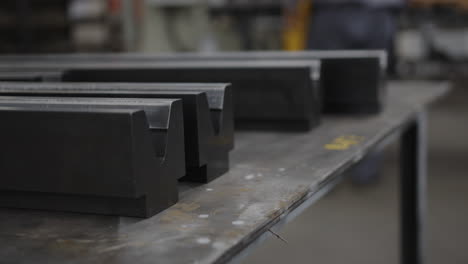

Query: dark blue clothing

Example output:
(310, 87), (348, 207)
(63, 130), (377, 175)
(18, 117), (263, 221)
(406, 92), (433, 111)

(308, 5), (397, 50)
(313, 0), (404, 8)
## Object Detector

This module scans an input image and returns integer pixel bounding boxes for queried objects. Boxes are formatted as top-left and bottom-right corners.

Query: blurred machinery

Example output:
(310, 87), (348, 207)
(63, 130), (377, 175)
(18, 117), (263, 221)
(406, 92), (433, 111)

(0, 0), (143, 53)
(397, 0), (468, 78)
(4, 0), (468, 81)
(0, 0), (71, 53)
(69, 0), (116, 51)
(141, 0), (286, 52)
(0, 0), (310, 53)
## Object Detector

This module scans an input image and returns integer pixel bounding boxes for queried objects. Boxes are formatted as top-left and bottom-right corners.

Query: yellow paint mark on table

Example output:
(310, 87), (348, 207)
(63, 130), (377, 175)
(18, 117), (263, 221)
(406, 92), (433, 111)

(324, 135), (364, 150)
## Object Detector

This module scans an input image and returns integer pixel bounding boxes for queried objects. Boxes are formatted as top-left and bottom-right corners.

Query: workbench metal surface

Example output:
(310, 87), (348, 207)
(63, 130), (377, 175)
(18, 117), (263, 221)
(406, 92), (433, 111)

(0, 81), (449, 264)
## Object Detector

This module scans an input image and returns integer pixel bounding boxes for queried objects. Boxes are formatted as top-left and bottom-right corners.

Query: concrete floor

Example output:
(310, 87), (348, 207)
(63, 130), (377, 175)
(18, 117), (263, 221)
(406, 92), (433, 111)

(243, 82), (468, 264)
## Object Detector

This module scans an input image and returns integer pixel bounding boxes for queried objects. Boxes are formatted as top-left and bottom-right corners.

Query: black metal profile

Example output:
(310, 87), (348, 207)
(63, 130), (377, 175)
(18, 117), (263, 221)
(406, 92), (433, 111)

(0, 71), (62, 82)
(0, 50), (385, 114)
(0, 82), (234, 183)
(56, 61), (322, 131)
(0, 96), (185, 217)
(0, 59), (322, 131)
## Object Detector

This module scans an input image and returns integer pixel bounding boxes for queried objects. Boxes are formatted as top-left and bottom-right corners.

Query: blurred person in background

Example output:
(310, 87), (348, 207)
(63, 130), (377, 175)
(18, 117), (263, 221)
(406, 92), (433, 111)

(308, 0), (404, 52)
(307, 0), (405, 183)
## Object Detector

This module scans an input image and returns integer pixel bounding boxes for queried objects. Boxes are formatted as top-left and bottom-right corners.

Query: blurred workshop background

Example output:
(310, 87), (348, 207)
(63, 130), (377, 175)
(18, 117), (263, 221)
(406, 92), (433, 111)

(0, 0), (466, 263)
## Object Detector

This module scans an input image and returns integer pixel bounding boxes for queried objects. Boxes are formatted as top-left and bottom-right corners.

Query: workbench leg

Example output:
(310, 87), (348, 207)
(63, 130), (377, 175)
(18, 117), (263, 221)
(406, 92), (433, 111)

(400, 112), (427, 264)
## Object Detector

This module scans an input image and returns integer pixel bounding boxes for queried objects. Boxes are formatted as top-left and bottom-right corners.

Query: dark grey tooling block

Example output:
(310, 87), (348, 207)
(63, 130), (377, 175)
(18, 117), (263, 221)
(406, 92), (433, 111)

(0, 50), (385, 113)
(0, 71), (62, 82)
(0, 59), (321, 130)
(0, 82), (233, 183)
(60, 61), (322, 131)
(0, 96), (185, 217)
(83, 50), (385, 114)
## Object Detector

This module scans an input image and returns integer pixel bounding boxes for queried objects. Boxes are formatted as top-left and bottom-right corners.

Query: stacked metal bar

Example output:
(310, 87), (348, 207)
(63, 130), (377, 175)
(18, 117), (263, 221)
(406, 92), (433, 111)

(0, 60), (322, 131)
(0, 97), (184, 217)
(0, 49), (386, 113)
(0, 82), (234, 183)
(0, 50), (385, 217)
(82, 50), (385, 114)
(0, 71), (60, 82)
(62, 61), (322, 131)
(132, 50), (387, 113)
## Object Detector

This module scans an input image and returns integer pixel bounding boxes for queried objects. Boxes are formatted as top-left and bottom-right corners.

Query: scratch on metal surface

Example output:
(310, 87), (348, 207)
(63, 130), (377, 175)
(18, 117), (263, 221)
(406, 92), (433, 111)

(265, 185), (309, 221)
(268, 229), (288, 244)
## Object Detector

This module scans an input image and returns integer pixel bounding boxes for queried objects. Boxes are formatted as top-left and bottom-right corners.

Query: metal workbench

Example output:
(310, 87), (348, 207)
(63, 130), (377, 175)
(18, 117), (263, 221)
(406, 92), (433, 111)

(0, 81), (449, 264)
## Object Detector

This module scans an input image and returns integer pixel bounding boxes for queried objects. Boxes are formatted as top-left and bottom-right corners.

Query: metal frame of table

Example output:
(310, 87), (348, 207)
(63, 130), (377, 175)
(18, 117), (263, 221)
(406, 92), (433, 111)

(0, 81), (449, 264)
